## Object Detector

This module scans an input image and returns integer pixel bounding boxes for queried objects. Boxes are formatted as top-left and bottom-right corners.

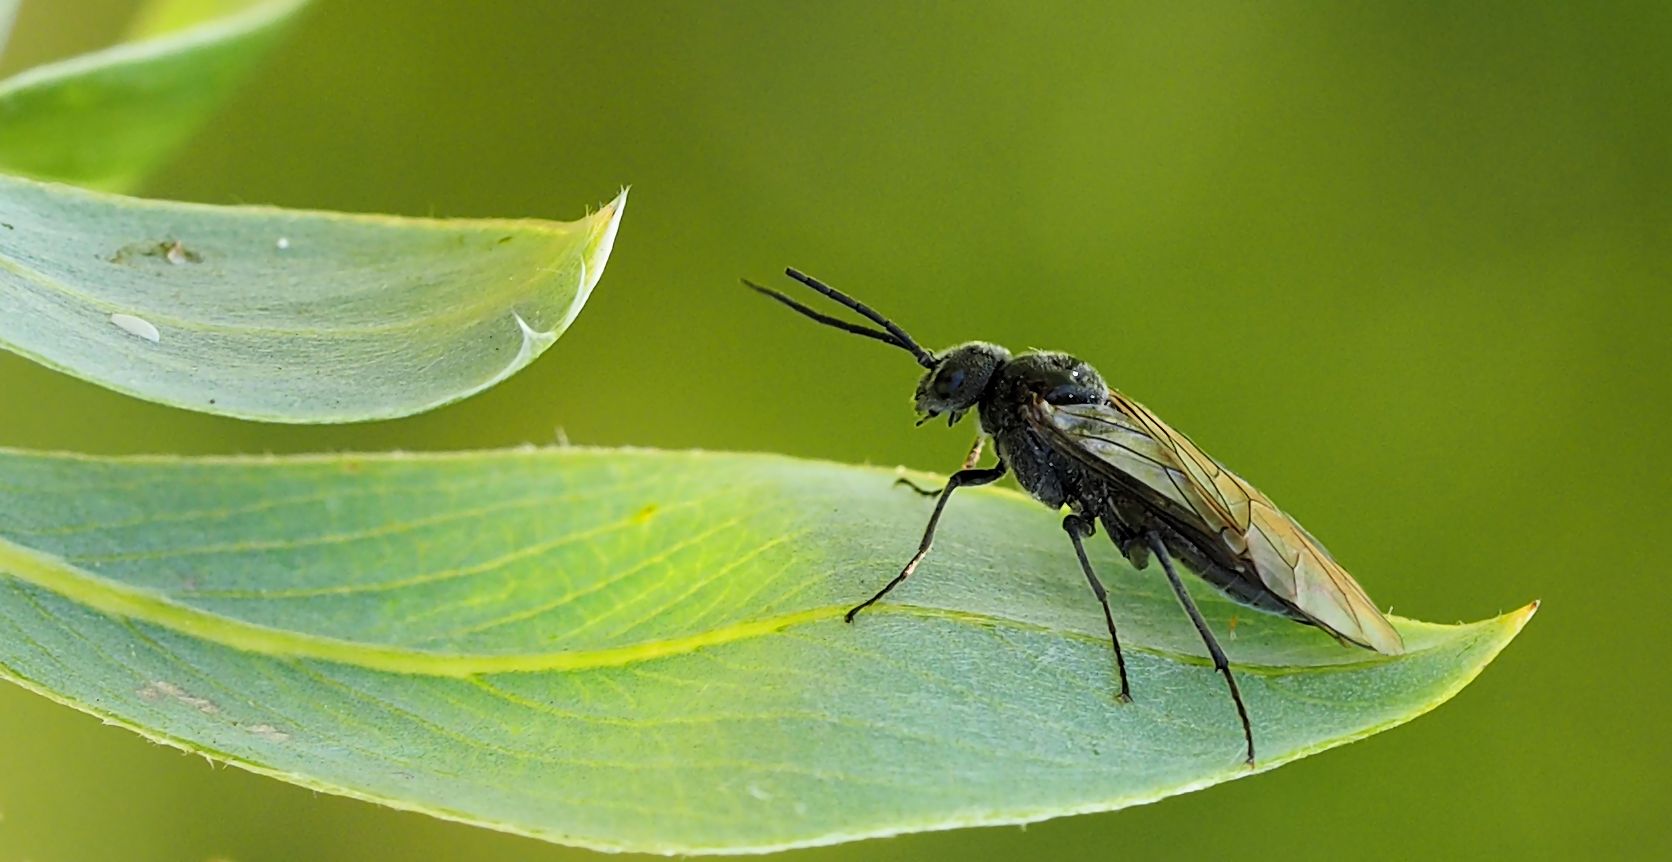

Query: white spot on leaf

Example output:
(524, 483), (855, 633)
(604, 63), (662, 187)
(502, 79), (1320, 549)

(137, 680), (219, 714)
(248, 723), (291, 742)
(110, 313), (161, 343)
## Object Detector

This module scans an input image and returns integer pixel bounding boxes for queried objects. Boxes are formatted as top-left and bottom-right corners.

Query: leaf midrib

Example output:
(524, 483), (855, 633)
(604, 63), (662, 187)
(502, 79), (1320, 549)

(0, 236), (570, 339)
(0, 533), (1452, 678)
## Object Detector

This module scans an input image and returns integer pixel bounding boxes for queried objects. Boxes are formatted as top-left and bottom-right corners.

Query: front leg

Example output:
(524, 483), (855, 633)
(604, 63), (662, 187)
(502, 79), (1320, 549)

(847, 460), (1008, 622)
(896, 436), (988, 496)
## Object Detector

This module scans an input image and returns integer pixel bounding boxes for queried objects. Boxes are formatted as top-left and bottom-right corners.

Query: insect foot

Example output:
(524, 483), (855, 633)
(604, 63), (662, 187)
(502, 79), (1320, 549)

(892, 476), (940, 497)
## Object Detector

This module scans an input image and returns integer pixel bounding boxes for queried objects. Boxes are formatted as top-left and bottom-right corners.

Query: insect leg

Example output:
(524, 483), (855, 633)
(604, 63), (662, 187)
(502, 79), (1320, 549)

(846, 461), (1009, 622)
(893, 476), (940, 497)
(1147, 532), (1256, 766)
(894, 437), (987, 497)
(1062, 514), (1131, 702)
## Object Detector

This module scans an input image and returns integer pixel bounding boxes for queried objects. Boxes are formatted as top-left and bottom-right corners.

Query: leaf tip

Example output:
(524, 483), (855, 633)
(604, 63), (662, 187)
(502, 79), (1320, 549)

(581, 187), (628, 295)
(1454, 601), (1538, 671)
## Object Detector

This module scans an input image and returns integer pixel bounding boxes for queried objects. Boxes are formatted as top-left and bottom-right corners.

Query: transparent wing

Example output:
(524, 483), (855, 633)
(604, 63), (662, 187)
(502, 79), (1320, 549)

(1037, 393), (1404, 655)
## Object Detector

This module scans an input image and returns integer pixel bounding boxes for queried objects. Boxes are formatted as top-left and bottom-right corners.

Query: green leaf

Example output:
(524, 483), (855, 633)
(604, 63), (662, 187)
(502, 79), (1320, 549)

(125, 0), (291, 41)
(0, 1), (19, 60)
(0, 0), (309, 190)
(0, 447), (1533, 854)
(0, 174), (626, 422)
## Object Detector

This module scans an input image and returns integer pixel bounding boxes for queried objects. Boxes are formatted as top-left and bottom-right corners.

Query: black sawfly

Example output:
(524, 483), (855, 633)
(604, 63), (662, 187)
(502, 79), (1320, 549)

(746, 268), (1404, 765)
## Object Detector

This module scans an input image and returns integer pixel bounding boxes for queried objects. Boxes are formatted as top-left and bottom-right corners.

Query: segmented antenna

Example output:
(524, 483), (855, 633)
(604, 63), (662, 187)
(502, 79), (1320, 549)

(744, 268), (937, 368)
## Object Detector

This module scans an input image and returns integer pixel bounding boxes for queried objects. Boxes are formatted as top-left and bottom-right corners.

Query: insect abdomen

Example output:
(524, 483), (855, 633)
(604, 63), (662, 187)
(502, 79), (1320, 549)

(1116, 508), (1314, 625)
(1190, 554), (1313, 620)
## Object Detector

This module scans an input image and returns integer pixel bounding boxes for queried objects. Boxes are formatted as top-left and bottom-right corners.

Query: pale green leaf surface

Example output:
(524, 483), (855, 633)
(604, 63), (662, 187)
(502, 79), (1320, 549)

(0, 0), (308, 190)
(0, 175), (626, 422)
(0, 1), (18, 60)
(126, 0), (290, 40)
(0, 447), (1534, 854)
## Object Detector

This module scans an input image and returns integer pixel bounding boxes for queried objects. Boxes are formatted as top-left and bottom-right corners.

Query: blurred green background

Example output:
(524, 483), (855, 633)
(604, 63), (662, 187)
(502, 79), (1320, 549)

(2, 1), (1667, 859)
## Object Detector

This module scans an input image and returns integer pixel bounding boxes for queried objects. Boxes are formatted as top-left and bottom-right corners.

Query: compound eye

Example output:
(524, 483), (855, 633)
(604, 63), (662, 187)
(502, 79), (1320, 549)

(934, 367), (966, 397)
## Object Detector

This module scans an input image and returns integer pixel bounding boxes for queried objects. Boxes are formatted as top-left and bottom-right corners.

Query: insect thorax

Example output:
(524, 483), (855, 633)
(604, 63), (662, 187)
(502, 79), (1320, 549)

(976, 351), (1107, 509)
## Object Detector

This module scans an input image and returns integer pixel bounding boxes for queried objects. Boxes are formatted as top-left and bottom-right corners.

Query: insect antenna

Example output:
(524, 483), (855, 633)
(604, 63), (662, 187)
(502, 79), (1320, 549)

(742, 279), (912, 354)
(746, 268), (937, 368)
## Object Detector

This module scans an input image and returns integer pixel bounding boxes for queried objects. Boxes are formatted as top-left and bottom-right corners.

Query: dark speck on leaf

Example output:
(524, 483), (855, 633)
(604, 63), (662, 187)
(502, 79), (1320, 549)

(110, 239), (204, 265)
(497, 235), (514, 245)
